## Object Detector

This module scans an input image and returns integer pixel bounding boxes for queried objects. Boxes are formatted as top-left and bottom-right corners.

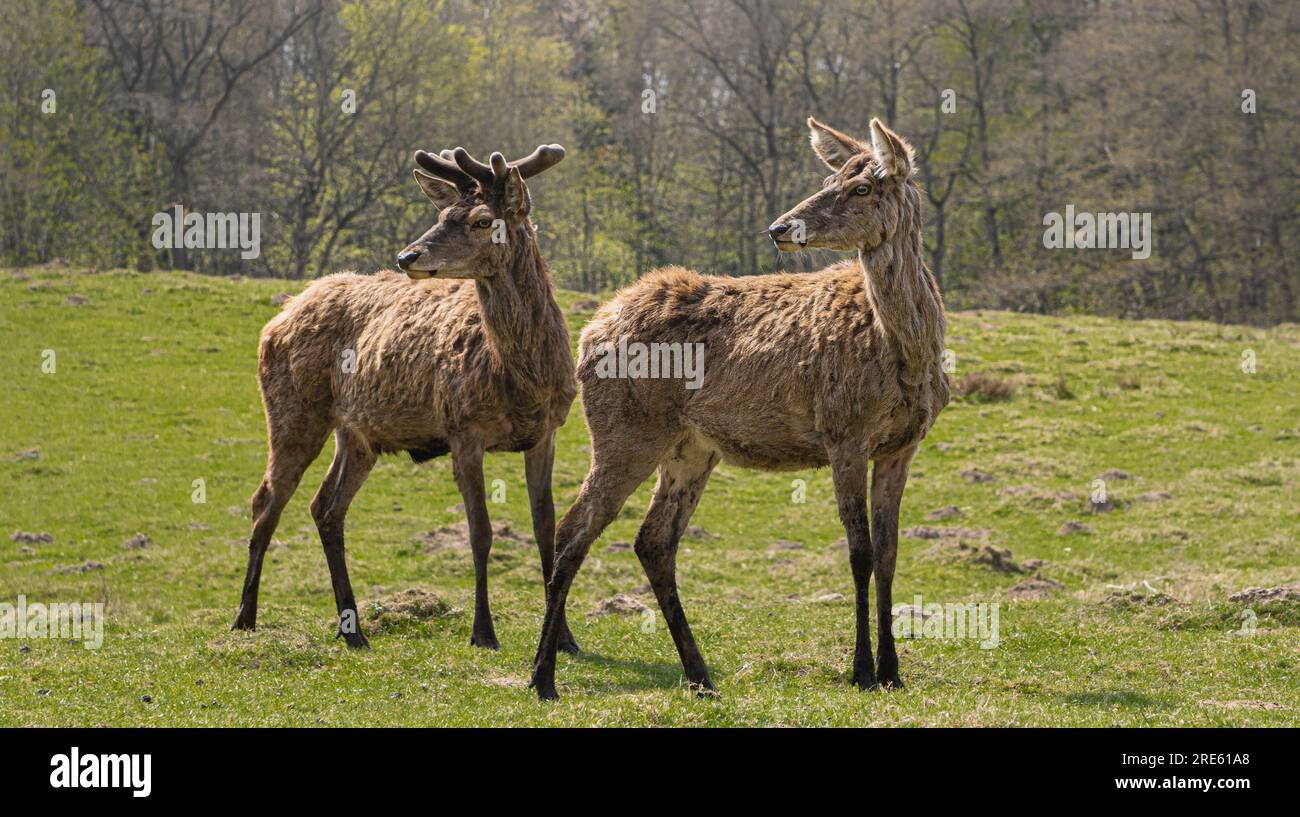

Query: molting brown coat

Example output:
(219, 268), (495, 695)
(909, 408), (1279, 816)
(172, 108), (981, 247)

(531, 118), (948, 699)
(234, 144), (578, 653)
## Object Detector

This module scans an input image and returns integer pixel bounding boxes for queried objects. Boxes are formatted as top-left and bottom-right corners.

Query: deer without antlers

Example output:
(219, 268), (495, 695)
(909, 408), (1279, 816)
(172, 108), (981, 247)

(530, 118), (949, 699)
(233, 142), (579, 652)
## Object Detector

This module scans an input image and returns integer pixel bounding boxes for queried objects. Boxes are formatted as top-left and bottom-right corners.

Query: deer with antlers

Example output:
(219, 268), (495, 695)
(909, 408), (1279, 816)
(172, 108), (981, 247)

(530, 118), (949, 699)
(232, 143), (581, 653)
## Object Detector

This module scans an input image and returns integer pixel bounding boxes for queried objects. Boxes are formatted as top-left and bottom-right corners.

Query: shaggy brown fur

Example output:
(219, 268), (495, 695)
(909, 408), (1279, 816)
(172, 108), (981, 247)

(531, 118), (949, 699)
(233, 145), (579, 652)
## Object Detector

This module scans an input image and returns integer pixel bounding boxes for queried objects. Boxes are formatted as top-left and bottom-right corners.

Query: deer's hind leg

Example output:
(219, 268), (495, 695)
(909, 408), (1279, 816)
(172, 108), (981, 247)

(233, 401), (330, 632)
(633, 435), (720, 694)
(530, 431), (674, 700)
(309, 427), (377, 649)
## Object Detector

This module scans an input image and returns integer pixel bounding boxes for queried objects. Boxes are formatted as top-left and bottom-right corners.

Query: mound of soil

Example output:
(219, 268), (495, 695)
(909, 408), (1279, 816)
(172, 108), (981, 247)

(769, 539), (804, 551)
(123, 533), (151, 549)
(51, 560), (104, 575)
(366, 588), (457, 631)
(926, 505), (963, 520)
(904, 525), (991, 542)
(415, 520), (533, 552)
(11, 531), (53, 544)
(1007, 577), (1065, 600)
(971, 545), (1023, 573)
(588, 594), (650, 617)
(684, 525), (720, 541)
(1228, 585), (1300, 605)
(1104, 587), (1173, 608)
(1057, 521), (1094, 535)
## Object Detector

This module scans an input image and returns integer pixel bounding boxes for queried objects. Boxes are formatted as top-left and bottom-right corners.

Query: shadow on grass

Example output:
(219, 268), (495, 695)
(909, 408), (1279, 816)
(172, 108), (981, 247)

(568, 650), (691, 693)
(1060, 690), (1173, 710)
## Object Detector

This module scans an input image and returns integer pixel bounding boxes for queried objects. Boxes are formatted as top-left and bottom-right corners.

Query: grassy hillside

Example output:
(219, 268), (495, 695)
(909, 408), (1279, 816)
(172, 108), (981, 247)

(2, 265), (1298, 726)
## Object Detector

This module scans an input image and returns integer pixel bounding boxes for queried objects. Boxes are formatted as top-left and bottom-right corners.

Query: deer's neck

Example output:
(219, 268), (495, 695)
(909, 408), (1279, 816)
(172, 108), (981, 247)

(859, 198), (946, 374)
(474, 224), (571, 392)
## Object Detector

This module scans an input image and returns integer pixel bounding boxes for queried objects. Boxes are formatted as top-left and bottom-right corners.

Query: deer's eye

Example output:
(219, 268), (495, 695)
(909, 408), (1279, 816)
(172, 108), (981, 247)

(473, 217), (493, 229)
(854, 184), (871, 196)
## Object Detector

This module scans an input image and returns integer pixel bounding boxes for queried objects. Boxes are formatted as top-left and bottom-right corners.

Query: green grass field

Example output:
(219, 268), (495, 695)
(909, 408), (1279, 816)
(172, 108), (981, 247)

(2, 265), (1298, 726)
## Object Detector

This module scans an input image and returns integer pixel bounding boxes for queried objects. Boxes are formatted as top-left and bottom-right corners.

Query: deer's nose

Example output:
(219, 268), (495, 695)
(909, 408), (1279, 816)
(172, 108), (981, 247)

(767, 222), (792, 239)
(396, 250), (421, 270)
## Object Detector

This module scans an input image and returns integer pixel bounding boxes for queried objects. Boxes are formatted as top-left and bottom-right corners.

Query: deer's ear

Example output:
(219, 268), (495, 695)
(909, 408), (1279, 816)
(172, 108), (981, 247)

(502, 166), (530, 216)
(868, 118), (915, 178)
(808, 116), (866, 169)
(413, 169), (460, 208)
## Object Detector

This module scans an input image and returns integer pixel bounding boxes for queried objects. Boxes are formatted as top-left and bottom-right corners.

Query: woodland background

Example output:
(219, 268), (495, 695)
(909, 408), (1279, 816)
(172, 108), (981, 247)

(1, 0), (1296, 323)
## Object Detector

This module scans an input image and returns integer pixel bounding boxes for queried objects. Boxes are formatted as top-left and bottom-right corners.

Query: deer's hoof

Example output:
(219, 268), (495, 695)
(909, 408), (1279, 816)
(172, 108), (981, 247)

(530, 667), (559, 701)
(232, 609), (256, 631)
(470, 632), (501, 651)
(338, 629), (370, 650)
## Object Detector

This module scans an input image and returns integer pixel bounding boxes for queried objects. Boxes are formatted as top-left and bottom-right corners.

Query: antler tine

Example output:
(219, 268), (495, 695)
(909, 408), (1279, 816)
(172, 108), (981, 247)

(414, 150), (475, 191)
(452, 147), (496, 187)
(510, 144), (566, 179)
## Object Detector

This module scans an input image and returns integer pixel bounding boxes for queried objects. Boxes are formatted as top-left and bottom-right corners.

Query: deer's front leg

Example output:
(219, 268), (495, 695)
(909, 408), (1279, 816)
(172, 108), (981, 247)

(525, 431), (579, 654)
(871, 447), (915, 690)
(451, 436), (498, 649)
(830, 445), (875, 689)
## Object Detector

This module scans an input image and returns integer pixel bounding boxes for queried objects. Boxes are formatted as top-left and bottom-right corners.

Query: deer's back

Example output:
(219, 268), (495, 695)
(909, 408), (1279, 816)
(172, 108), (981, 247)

(578, 262), (946, 466)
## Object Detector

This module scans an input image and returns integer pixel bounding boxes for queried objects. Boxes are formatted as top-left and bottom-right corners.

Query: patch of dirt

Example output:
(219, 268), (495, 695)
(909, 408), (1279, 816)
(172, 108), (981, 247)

(51, 560), (104, 575)
(1058, 521), (1094, 535)
(588, 594), (650, 617)
(11, 531), (53, 544)
(270, 292), (293, 306)
(415, 520), (532, 552)
(366, 588), (457, 631)
(684, 525), (720, 540)
(1087, 498), (1117, 513)
(11, 447), (39, 461)
(63, 294), (90, 306)
(960, 467), (996, 484)
(569, 299), (600, 313)
(926, 505), (962, 520)
(769, 539), (804, 551)
(904, 525), (991, 542)
(1228, 585), (1300, 605)
(605, 540), (632, 552)
(811, 592), (845, 603)
(123, 533), (151, 549)
(1099, 469), (1131, 480)
(1198, 700), (1285, 711)
(1021, 558), (1048, 572)
(1007, 577), (1065, 600)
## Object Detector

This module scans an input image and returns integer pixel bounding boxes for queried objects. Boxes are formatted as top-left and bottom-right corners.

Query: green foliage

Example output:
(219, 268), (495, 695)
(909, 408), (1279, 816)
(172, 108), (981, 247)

(0, 0), (161, 269)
